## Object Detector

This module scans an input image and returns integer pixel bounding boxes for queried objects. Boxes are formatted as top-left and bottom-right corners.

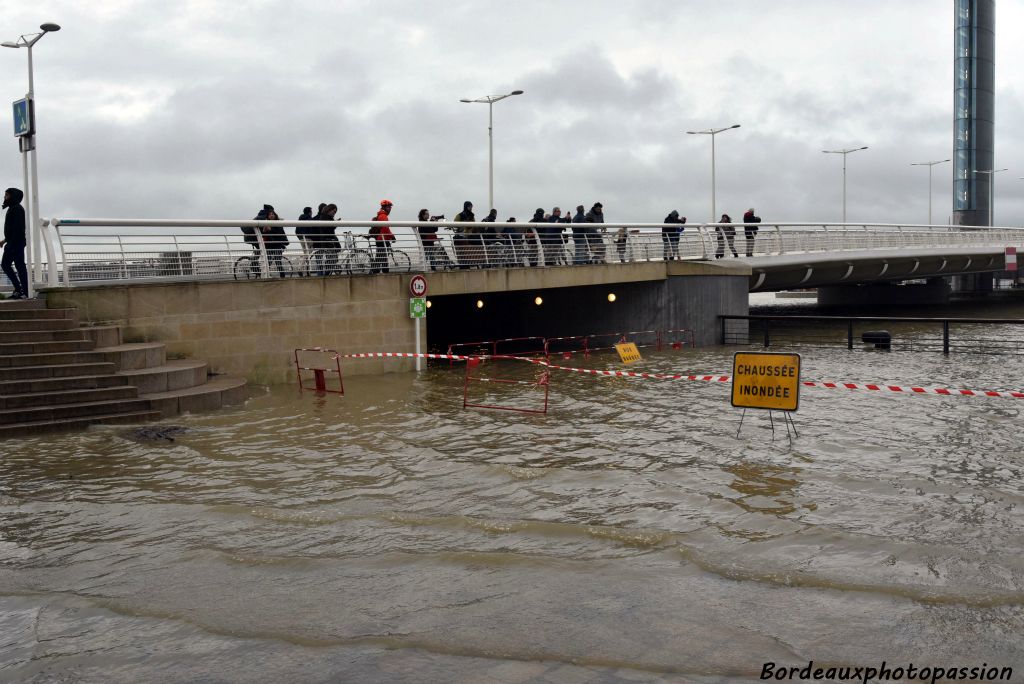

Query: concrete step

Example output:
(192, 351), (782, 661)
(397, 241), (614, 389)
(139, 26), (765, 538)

(79, 325), (122, 348)
(116, 359), (209, 393)
(0, 397), (154, 425)
(0, 373), (132, 395)
(0, 339), (96, 355)
(144, 376), (248, 416)
(0, 299), (46, 311)
(0, 318), (78, 332)
(0, 362), (118, 382)
(95, 343), (166, 371)
(0, 343), (165, 371)
(0, 410), (163, 437)
(0, 308), (78, 321)
(0, 329), (90, 343)
(0, 350), (111, 369)
(0, 385), (139, 410)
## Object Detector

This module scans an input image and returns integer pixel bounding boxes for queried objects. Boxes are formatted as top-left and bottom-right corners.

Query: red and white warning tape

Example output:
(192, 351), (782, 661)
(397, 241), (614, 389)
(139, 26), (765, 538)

(323, 351), (1024, 399)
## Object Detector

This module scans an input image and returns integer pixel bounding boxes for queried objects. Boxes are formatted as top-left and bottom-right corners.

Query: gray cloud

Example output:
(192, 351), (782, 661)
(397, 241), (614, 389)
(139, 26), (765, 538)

(1, 1), (1022, 226)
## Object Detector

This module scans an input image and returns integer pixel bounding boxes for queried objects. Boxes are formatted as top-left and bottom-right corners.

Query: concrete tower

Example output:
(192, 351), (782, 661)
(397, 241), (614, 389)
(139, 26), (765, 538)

(953, 0), (995, 226)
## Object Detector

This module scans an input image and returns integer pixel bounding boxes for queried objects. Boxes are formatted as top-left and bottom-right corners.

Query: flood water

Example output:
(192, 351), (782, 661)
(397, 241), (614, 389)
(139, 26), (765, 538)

(2, 295), (1024, 683)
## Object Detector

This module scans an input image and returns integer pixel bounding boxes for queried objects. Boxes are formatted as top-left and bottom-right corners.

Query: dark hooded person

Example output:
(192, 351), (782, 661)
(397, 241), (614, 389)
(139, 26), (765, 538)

(1, 188), (28, 299)
(662, 210), (685, 261)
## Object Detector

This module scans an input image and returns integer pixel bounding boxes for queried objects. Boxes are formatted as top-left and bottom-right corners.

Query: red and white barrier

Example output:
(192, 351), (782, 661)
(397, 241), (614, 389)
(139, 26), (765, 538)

(332, 351), (1024, 400)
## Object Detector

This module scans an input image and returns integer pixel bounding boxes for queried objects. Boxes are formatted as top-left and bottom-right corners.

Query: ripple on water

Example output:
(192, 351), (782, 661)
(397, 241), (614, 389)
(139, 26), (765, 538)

(3, 329), (1024, 674)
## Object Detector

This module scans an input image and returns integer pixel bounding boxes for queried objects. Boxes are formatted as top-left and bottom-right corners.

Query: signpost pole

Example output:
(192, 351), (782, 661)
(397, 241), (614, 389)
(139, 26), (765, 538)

(415, 317), (422, 372)
(19, 137), (32, 297)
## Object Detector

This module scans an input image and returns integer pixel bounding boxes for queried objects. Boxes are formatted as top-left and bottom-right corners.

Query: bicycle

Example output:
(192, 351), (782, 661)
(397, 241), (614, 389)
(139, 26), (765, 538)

(309, 232), (373, 276)
(233, 248), (299, 280)
(369, 242), (412, 273)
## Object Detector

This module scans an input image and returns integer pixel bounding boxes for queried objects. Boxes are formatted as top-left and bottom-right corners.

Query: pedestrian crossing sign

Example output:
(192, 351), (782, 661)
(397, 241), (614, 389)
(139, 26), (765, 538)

(13, 98), (31, 137)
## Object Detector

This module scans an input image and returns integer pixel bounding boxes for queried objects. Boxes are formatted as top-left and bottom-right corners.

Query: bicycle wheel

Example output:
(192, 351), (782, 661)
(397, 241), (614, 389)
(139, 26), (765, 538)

(390, 250), (412, 273)
(279, 255), (299, 277)
(233, 256), (257, 280)
(310, 249), (334, 276)
(344, 249), (373, 275)
(486, 242), (509, 267)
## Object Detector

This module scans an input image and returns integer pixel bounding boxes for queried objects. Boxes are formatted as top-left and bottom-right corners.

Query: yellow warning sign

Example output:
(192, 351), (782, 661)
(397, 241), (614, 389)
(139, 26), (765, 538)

(614, 342), (642, 364)
(731, 352), (801, 411)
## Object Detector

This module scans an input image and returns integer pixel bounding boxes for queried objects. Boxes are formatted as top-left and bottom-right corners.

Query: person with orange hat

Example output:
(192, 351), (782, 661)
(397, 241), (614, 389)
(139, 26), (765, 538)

(370, 199), (397, 273)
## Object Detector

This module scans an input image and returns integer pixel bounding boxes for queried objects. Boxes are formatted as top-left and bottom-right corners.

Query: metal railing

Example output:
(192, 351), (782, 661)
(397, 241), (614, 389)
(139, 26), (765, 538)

(721, 315), (1024, 355)
(21, 219), (1024, 288)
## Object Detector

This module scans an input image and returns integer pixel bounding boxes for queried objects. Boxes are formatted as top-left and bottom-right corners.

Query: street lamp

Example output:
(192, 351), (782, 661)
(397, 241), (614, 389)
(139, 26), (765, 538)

(3, 22), (61, 295)
(973, 168), (1008, 227)
(822, 146), (868, 223)
(910, 158), (950, 225)
(686, 124), (740, 222)
(460, 89), (524, 212)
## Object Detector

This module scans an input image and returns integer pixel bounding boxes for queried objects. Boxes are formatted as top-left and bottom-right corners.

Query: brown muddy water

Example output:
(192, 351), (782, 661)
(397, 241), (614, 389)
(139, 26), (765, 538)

(1, 298), (1023, 683)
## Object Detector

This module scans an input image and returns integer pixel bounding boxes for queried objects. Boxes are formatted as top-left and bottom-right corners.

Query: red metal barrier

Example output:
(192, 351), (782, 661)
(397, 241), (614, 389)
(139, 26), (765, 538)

(493, 336), (547, 357)
(543, 334), (590, 359)
(658, 328), (696, 349)
(463, 355), (550, 414)
(447, 340), (495, 366)
(294, 348), (344, 395)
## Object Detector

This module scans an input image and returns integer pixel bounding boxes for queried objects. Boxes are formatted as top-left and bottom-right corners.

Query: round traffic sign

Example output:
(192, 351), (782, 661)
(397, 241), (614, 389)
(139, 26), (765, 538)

(409, 275), (428, 297)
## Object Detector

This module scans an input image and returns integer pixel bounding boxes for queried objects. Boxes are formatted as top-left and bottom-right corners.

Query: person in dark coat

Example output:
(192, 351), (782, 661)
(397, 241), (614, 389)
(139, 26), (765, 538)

(313, 203), (340, 275)
(584, 202), (605, 263)
(501, 218), (521, 267)
(571, 204), (588, 264)
(480, 208), (498, 267)
(261, 208), (289, 278)
(715, 213), (737, 258)
(743, 208), (761, 257)
(527, 208), (546, 266)
(453, 201), (477, 268)
(1, 188), (28, 298)
(662, 210), (685, 261)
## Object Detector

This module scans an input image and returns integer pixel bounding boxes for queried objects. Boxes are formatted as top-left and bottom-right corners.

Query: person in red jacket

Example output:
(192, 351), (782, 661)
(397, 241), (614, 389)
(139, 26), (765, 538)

(370, 199), (397, 273)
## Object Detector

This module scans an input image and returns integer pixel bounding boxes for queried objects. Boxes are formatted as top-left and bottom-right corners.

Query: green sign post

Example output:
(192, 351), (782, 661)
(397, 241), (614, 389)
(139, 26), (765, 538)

(409, 297), (426, 319)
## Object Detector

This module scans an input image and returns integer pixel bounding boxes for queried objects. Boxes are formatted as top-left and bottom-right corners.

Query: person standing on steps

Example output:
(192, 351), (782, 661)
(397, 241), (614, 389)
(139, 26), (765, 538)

(1, 188), (28, 299)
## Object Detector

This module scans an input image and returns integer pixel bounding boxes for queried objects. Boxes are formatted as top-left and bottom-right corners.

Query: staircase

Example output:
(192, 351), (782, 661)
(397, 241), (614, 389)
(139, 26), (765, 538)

(0, 299), (247, 437)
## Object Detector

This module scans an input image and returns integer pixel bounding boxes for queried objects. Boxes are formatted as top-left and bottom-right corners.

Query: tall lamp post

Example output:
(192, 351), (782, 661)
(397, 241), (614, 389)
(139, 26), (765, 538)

(686, 124), (740, 222)
(974, 168), (1007, 227)
(459, 89), (524, 212)
(910, 158), (950, 225)
(3, 22), (61, 295)
(822, 146), (868, 224)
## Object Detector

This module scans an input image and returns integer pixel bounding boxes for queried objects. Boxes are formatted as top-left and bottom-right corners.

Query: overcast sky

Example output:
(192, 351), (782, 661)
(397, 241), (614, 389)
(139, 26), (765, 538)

(2, 0), (1023, 226)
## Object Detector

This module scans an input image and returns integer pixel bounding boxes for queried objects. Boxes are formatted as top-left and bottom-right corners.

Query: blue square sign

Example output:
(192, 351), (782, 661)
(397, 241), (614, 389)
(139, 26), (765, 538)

(13, 98), (31, 137)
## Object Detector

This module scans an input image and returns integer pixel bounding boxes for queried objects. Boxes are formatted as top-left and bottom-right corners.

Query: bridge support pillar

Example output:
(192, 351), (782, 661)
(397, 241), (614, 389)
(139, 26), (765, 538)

(818, 278), (950, 308)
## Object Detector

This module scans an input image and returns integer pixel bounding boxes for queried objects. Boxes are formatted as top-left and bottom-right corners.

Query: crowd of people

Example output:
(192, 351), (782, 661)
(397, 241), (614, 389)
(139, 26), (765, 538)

(238, 199), (762, 277)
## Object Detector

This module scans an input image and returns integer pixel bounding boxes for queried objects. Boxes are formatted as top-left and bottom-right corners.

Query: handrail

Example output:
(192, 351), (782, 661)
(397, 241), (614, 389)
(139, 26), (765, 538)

(24, 218), (1024, 288)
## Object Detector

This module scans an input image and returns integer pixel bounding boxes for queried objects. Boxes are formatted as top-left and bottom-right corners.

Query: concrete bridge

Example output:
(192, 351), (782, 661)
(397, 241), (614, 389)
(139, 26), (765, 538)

(16, 219), (1024, 381)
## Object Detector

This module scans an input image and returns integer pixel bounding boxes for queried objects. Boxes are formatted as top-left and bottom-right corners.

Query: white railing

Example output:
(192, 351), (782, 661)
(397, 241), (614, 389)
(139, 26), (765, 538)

(19, 219), (1024, 288)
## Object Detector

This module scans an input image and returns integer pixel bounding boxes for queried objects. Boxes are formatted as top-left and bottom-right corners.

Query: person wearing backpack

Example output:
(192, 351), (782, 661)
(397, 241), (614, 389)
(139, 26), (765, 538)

(369, 200), (397, 274)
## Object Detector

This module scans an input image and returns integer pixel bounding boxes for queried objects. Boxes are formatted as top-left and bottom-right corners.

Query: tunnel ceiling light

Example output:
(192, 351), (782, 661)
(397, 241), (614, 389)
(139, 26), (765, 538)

(476, 300), (484, 309)
(426, 300), (432, 308)
(534, 296), (543, 305)
(607, 293), (617, 302)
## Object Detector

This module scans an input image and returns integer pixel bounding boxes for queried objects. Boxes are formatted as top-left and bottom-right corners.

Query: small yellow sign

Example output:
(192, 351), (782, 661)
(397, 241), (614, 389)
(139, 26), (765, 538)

(731, 352), (801, 411)
(615, 342), (642, 364)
